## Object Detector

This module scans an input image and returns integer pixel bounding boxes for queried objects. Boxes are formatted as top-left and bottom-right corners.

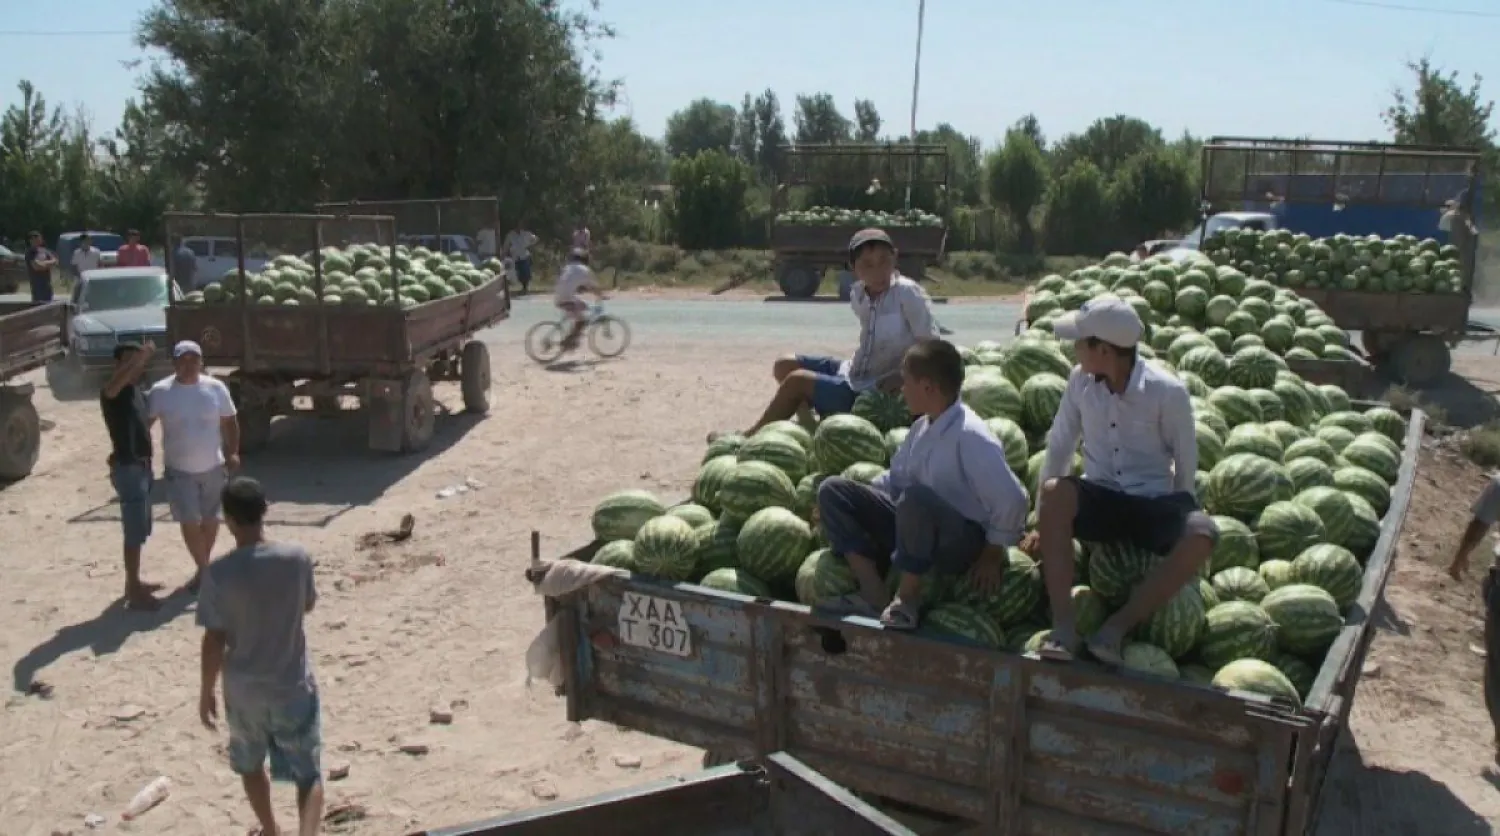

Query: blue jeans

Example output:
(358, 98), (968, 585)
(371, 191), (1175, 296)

(514, 257), (533, 289)
(29, 273), (53, 302)
(795, 355), (859, 418)
(816, 477), (986, 577)
(109, 462), (154, 548)
(227, 690), (323, 789)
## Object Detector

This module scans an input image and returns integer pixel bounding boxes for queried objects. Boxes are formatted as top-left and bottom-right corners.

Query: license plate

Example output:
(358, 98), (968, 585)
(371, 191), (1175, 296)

(618, 592), (692, 657)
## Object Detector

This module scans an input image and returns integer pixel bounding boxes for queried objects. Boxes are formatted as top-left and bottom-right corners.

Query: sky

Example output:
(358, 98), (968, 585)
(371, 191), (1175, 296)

(1, 0), (1498, 149)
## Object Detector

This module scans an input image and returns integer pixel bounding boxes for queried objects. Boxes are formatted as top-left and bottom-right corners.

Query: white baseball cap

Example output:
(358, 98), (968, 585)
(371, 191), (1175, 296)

(173, 340), (203, 358)
(1051, 295), (1144, 348)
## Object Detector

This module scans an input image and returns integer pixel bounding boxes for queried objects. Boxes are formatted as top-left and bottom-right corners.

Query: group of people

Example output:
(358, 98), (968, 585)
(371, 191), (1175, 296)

(731, 227), (1219, 665)
(477, 219), (592, 297)
(100, 341), (324, 835)
(22, 228), (157, 302)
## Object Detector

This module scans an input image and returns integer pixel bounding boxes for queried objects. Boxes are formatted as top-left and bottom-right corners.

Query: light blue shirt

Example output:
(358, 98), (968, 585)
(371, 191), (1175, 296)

(841, 276), (938, 392)
(872, 401), (1029, 547)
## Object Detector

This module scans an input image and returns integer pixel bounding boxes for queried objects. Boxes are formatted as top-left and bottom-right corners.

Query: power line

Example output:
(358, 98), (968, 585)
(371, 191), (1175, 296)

(1321, 0), (1500, 18)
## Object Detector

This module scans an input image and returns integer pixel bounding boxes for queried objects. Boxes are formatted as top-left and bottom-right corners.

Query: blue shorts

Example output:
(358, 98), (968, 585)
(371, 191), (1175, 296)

(796, 355), (859, 417)
(515, 257), (533, 285)
(110, 463), (154, 548)
(227, 690), (323, 788)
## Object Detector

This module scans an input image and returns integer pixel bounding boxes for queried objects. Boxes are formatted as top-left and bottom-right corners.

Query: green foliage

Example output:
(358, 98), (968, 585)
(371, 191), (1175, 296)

(986, 130), (1050, 253)
(1107, 147), (1198, 247)
(666, 98), (738, 159)
(1044, 160), (1114, 256)
(668, 150), (751, 250)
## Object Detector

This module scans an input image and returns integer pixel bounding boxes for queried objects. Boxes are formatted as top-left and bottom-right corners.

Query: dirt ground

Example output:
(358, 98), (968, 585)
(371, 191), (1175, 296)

(1, 323), (1498, 835)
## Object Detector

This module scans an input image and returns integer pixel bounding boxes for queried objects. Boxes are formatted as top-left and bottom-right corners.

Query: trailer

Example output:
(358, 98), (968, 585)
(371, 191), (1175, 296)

(530, 407), (1424, 835)
(163, 210), (508, 454)
(1197, 137), (1484, 386)
(412, 753), (917, 836)
(0, 300), (67, 479)
(770, 144), (950, 299)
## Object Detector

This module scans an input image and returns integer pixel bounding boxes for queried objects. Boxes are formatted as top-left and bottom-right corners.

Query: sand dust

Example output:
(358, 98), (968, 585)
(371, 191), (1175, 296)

(1, 324), (1497, 834)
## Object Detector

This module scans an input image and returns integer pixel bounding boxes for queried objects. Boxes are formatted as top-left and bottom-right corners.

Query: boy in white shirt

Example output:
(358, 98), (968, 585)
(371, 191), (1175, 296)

(71, 233), (101, 279)
(503, 222), (539, 294)
(554, 249), (605, 350)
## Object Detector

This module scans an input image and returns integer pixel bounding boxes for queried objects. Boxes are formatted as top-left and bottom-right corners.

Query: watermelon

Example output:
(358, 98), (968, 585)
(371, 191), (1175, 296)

(1225, 346), (1283, 389)
(698, 567), (773, 598)
(792, 474), (821, 520)
(1286, 457), (1335, 494)
(1319, 410), (1373, 436)
(1212, 659), (1301, 707)
(1121, 642), (1180, 679)
(1019, 373), (1069, 435)
(1198, 578), (1221, 610)
(1005, 623), (1046, 652)
(811, 414), (887, 473)
(1206, 386), (1263, 427)
(693, 455), (739, 512)
(923, 602), (1005, 649)
(704, 433), (745, 462)
(984, 417), (1030, 474)
(757, 420), (812, 450)
(718, 460), (797, 521)
(1197, 600), (1278, 667)
(1292, 487), (1357, 548)
(632, 515), (699, 581)
(1334, 467), (1390, 517)
(1072, 585), (1109, 637)
(1212, 566), (1271, 604)
(1204, 454), (1291, 522)
(1289, 544), (1363, 609)
(1272, 380), (1317, 426)
(1258, 559), (1295, 590)
(841, 462), (886, 484)
(1208, 516), (1259, 572)
(1284, 436), (1337, 465)
(960, 371), (1023, 421)
(1224, 423), (1284, 463)
(1315, 425), (1356, 453)
(1342, 494), (1383, 560)
(1003, 341), (1072, 389)
(592, 539), (637, 570)
(1270, 653), (1318, 698)
(954, 549), (1042, 627)
(667, 503), (715, 528)
(794, 547), (858, 605)
(851, 390), (912, 433)
(592, 490), (666, 541)
(692, 519), (741, 576)
(884, 428), (909, 458)
(737, 432), (809, 483)
(1178, 346), (1229, 387)
(1253, 501), (1327, 563)
(1142, 581), (1207, 658)
(736, 507), (813, 585)
(1197, 424), (1225, 471)
(1340, 436), (1400, 485)
(1365, 406), (1407, 445)
(1088, 541), (1160, 604)
(1260, 584), (1344, 655)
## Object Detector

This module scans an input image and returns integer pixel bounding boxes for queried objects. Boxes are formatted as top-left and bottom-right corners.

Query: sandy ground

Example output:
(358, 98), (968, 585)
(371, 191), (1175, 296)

(1, 321), (1497, 835)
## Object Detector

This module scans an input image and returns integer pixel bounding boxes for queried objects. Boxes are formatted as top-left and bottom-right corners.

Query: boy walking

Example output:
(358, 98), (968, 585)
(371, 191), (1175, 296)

(101, 341), (163, 610)
(198, 477), (324, 836)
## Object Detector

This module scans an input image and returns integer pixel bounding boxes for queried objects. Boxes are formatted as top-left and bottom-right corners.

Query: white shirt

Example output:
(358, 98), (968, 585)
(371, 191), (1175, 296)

(504, 230), (538, 261)
(71, 246), (100, 273)
(842, 275), (938, 391)
(554, 263), (598, 305)
(476, 228), (498, 257)
(148, 376), (238, 474)
(1041, 360), (1197, 498)
(873, 402), (1029, 547)
(572, 228), (591, 249)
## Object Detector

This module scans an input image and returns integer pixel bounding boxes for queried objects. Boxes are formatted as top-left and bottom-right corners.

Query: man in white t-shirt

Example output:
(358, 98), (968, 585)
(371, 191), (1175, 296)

(554, 249), (604, 350)
(71, 233), (101, 280)
(476, 226), (498, 260)
(149, 340), (241, 590)
(503, 222), (539, 294)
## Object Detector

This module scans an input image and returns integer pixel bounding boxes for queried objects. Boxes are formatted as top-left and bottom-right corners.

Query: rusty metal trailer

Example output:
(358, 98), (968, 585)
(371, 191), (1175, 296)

(411, 753), (917, 836)
(770, 144), (950, 299)
(163, 210), (508, 455)
(0, 300), (67, 480)
(532, 411), (1425, 834)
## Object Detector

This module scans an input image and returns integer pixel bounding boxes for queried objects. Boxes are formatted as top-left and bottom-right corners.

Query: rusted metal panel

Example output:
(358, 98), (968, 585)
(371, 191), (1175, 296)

(405, 280), (508, 359)
(771, 224), (947, 258)
(1293, 288), (1468, 334)
(0, 300), (67, 380)
(1282, 358), (1383, 400)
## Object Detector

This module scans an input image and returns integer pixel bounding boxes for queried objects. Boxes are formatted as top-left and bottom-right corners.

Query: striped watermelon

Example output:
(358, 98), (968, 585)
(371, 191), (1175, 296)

(632, 515), (699, 581)
(591, 490), (666, 541)
(1319, 410), (1373, 436)
(757, 420), (812, 450)
(1196, 600), (1277, 667)
(1212, 567), (1271, 603)
(1073, 585), (1109, 637)
(1088, 541), (1160, 604)
(1340, 436), (1400, 485)
(693, 455), (739, 512)
(960, 369), (1023, 421)
(851, 389), (913, 433)
(1290, 544), (1363, 609)
(1263, 420), (1306, 450)
(1314, 425), (1356, 453)
(1226, 346), (1283, 389)
(691, 519), (741, 576)
(1224, 423), (1284, 463)
(984, 417), (1030, 474)
(811, 414), (887, 474)
(1253, 501), (1326, 563)
(698, 567), (773, 598)
(736, 507), (813, 585)
(1259, 559), (1295, 590)
(703, 433), (745, 462)
(1121, 643), (1180, 679)
(592, 539), (637, 571)
(1209, 516), (1260, 572)
(1179, 370), (1211, 397)
(1142, 581), (1207, 659)
(1212, 659), (1301, 707)
(923, 602), (1005, 649)
(738, 432), (809, 483)
(1198, 578), (1222, 610)
(1270, 653), (1318, 698)
(718, 460), (797, 522)
(1177, 346), (1227, 385)
(1286, 457), (1335, 494)
(667, 503), (715, 528)
(1365, 406), (1407, 445)
(1196, 424), (1225, 471)
(1205, 453), (1291, 522)
(1272, 380), (1317, 427)
(794, 547), (858, 605)
(1260, 584), (1344, 655)
(1194, 398), (1230, 437)
(1317, 384), (1351, 413)
(1341, 494), (1383, 560)
(1002, 341), (1072, 390)
(1292, 487), (1356, 548)
(954, 549), (1042, 627)
(1284, 436), (1337, 465)
(1334, 466), (1390, 516)
(793, 473), (823, 520)
(842, 462), (886, 484)
(1249, 389), (1284, 422)
(1005, 623), (1046, 652)
(1019, 373), (1069, 435)
(1206, 386), (1263, 427)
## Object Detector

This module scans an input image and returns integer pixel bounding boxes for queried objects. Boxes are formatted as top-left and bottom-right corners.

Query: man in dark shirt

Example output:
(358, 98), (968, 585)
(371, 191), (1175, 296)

(102, 341), (162, 610)
(24, 230), (55, 302)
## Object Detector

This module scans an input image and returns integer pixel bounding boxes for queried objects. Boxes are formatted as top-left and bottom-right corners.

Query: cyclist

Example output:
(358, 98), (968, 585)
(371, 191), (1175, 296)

(555, 248), (606, 350)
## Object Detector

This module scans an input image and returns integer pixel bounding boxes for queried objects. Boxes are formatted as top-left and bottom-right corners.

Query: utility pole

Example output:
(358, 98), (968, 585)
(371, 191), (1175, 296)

(905, 0), (926, 210)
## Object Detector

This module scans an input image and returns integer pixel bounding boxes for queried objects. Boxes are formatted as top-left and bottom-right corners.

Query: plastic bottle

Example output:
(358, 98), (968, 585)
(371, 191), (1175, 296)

(121, 775), (171, 821)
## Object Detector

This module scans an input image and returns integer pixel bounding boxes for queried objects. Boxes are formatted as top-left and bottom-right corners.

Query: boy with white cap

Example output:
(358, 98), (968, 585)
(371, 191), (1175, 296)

(1022, 295), (1217, 665)
(149, 340), (241, 590)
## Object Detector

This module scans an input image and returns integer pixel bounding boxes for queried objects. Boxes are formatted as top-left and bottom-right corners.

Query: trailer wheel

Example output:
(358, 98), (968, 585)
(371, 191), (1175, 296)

(229, 379), (273, 454)
(400, 370), (436, 452)
(0, 392), (41, 481)
(460, 340), (491, 414)
(1391, 334), (1451, 388)
(898, 256), (926, 282)
(776, 261), (822, 299)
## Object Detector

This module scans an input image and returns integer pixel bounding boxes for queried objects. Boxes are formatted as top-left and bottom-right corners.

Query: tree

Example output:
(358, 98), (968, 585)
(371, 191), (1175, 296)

(665, 98), (737, 159)
(1051, 115), (1163, 179)
(1012, 114), (1046, 153)
(915, 123), (983, 205)
(752, 90), (788, 180)
(668, 149), (750, 249)
(1108, 148), (1197, 246)
(854, 99), (882, 142)
(1385, 58), (1495, 148)
(794, 94), (850, 145)
(1044, 160), (1112, 255)
(986, 130), (1049, 253)
(0, 80), (73, 241)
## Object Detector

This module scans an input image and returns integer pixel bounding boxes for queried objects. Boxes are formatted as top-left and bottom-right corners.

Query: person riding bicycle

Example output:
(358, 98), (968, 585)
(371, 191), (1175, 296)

(555, 248), (605, 350)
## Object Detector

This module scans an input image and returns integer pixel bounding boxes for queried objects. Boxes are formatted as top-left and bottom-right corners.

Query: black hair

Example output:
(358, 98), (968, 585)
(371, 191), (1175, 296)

(126, 229), (140, 237)
(1084, 336), (1138, 361)
(222, 476), (269, 526)
(901, 338), (965, 399)
(112, 342), (143, 361)
(27, 230), (41, 239)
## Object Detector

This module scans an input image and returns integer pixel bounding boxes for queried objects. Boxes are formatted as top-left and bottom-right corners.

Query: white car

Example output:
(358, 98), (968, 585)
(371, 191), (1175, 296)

(176, 236), (270, 289)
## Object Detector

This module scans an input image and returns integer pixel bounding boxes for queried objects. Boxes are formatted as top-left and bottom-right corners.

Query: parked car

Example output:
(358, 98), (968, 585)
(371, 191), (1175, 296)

(56, 231), (125, 280)
(0, 244), (24, 294)
(398, 233), (482, 266)
(46, 266), (178, 398)
(177, 235), (269, 289)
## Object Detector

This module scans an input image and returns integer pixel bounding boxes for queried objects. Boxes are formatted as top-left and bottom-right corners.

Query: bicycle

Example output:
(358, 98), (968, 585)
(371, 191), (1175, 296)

(524, 303), (631, 364)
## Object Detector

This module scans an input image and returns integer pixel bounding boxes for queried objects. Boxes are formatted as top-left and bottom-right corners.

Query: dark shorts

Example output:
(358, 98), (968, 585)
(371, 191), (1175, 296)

(514, 257), (533, 285)
(1063, 476), (1219, 555)
(29, 273), (52, 302)
(227, 690), (323, 788)
(110, 462), (154, 548)
(796, 354), (859, 418)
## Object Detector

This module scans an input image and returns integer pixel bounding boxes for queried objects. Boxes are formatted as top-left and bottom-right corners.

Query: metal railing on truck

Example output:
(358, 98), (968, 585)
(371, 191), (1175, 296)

(530, 409), (1427, 835)
(315, 197), (502, 261)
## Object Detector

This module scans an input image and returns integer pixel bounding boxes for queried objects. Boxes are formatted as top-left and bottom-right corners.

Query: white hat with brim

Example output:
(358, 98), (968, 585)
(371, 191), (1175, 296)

(1050, 295), (1144, 348)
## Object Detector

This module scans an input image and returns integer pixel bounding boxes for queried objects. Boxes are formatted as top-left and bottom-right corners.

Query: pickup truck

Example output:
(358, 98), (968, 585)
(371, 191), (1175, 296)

(0, 300), (68, 480)
(533, 408), (1425, 835)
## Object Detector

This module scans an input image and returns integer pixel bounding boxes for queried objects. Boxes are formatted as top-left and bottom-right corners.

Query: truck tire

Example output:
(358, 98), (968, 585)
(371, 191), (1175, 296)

(400, 370), (436, 452)
(1391, 334), (1451, 388)
(460, 340), (491, 414)
(0, 392), (41, 481)
(776, 262), (822, 299)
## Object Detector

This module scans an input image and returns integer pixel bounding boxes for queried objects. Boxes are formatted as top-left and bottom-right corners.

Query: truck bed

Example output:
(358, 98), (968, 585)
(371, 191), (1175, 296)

(165, 278), (508, 377)
(538, 413), (1425, 835)
(0, 300), (68, 381)
(1291, 288), (1469, 336)
(771, 224), (947, 259)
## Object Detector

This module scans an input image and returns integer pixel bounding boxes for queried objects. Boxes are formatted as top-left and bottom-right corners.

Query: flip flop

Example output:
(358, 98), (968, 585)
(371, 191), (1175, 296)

(814, 593), (880, 619)
(1086, 632), (1126, 667)
(880, 599), (920, 631)
(1029, 629), (1080, 662)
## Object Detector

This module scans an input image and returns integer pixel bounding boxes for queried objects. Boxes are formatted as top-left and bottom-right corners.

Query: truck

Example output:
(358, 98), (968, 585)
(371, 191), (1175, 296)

(1185, 137), (1483, 386)
(530, 408), (1425, 835)
(163, 207), (508, 455)
(770, 143), (950, 300)
(0, 299), (68, 480)
(411, 753), (918, 836)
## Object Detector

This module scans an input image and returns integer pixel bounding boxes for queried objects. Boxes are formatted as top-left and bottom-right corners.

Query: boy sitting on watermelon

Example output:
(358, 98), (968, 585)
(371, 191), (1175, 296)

(1024, 295), (1219, 666)
(814, 338), (1029, 630)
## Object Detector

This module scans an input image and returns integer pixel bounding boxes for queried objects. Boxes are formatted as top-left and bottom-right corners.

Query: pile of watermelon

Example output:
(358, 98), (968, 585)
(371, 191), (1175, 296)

(585, 250), (1407, 712)
(1199, 227), (1465, 295)
(774, 207), (943, 228)
(179, 243), (504, 309)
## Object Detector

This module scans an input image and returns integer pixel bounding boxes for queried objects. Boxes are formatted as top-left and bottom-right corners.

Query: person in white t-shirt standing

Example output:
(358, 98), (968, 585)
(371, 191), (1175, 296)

(503, 221), (539, 295)
(554, 249), (605, 350)
(71, 233), (101, 281)
(149, 340), (241, 590)
(571, 223), (591, 253)
(476, 225), (498, 262)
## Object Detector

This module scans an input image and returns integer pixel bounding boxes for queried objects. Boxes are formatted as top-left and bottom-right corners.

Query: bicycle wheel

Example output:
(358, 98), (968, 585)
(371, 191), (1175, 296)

(525, 321), (568, 364)
(588, 315), (632, 358)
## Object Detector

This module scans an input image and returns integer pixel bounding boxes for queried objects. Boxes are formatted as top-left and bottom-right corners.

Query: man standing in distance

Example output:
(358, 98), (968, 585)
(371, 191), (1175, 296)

(102, 341), (163, 610)
(116, 229), (152, 268)
(149, 340), (240, 590)
(24, 231), (56, 302)
(71, 233), (101, 282)
(198, 477), (324, 836)
(504, 220), (538, 295)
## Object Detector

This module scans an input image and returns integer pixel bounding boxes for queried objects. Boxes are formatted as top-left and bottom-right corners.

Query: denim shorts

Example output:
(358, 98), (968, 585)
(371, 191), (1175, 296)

(109, 463), (154, 548)
(227, 690), (323, 788)
(796, 355), (859, 418)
